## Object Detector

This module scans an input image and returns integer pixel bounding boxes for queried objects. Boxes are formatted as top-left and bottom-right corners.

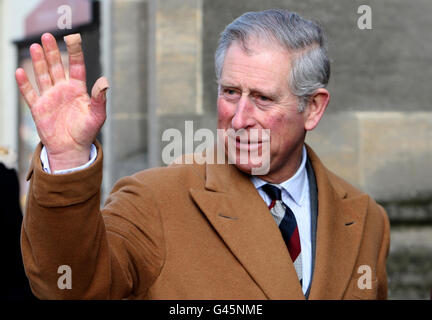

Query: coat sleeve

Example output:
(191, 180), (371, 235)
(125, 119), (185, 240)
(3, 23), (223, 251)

(21, 142), (165, 299)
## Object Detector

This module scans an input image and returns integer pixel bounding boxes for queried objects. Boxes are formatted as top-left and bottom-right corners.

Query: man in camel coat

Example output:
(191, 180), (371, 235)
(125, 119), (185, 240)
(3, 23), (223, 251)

(17, 9), (390, 300)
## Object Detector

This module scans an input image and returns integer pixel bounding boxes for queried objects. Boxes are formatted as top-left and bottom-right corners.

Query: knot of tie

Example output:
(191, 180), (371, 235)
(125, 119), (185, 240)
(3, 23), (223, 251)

(262, 184), (282, 201)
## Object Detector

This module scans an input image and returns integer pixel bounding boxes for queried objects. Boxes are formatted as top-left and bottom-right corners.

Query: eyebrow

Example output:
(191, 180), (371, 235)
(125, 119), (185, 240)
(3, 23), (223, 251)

(218, 81), (279, 98)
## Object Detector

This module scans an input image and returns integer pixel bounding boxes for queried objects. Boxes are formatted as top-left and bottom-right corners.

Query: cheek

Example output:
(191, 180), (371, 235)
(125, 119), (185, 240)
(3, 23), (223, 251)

(266, 113), (304, 145)
(217, 98), (234, 124)
(265, 113), (286, 134)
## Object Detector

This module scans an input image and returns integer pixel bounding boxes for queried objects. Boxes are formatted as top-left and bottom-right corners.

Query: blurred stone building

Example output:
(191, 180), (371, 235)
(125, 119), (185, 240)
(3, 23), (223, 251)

(0, 0), (430, 299)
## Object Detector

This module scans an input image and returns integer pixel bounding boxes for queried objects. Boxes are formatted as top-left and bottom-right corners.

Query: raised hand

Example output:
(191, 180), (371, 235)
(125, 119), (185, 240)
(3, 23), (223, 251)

(15, 33), (109, 172)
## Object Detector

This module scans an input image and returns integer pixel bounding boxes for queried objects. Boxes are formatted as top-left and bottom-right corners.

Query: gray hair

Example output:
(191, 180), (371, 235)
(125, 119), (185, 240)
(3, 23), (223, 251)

(215, 9), (330, 112)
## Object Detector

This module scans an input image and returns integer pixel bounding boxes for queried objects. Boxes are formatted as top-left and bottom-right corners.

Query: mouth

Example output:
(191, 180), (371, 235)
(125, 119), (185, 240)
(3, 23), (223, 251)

(224, 128), (270, 151)
(226, 133), (269, 151)
(235, 137), (262, 151)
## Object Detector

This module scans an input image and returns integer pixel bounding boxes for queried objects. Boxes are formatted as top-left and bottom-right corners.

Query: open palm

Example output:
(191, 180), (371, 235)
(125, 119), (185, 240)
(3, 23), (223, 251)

(15, 33), (108, 171)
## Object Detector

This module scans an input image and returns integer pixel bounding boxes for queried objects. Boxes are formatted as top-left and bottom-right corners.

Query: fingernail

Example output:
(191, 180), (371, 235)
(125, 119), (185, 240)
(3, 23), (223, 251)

(99, 88), (108, 101)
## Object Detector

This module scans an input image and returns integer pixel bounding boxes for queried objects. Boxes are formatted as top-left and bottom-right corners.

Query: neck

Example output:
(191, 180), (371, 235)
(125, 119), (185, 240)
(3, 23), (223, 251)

(255, 144), (304, 184)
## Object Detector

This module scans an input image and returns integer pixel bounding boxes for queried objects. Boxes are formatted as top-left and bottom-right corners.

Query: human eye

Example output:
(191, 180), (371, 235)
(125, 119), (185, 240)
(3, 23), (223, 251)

(222, 87), (241, 101)
(253, 93), (273, 107)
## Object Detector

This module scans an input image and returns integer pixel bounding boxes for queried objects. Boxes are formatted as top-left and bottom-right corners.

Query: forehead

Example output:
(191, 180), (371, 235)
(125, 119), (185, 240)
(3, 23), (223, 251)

(220, 41), (293, 91)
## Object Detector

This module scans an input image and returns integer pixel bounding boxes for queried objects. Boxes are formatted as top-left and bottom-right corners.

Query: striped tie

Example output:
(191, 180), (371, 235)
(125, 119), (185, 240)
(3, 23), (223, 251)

(262, 184), (302, 285)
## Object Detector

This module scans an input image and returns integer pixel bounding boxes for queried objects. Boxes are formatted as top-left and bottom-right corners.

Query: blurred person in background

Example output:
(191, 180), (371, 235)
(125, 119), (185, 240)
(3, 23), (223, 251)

(0, 147), (35, 300)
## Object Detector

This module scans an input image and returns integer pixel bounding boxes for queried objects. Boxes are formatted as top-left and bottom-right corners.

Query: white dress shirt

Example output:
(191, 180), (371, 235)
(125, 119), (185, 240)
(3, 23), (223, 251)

(41, 143), (312, 294)
(40, 144), (97, 174)
(250, 145), (311, 294)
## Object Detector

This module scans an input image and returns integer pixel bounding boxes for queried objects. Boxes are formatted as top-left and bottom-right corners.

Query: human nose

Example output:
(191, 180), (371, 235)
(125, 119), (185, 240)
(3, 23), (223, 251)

(231, 95), (256, 130)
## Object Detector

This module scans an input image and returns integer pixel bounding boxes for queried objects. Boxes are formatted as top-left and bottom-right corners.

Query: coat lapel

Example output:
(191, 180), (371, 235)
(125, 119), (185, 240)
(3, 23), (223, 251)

(188, 145), (368, 299)
(189, 162), (304, 300)
(306, 146), (369, 299)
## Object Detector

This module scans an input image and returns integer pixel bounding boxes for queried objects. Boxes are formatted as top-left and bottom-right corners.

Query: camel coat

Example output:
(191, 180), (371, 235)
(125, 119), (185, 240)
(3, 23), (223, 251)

(21, 142), (390, 299)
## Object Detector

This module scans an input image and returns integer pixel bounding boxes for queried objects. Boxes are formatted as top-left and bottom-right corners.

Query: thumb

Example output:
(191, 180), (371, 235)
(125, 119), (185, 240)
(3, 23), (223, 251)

(90, 77), (109, 112)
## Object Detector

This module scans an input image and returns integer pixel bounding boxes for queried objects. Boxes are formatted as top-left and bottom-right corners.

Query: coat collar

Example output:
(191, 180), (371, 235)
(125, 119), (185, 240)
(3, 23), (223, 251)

(305, 145), (369, 299)
(189, 145), (368, 299)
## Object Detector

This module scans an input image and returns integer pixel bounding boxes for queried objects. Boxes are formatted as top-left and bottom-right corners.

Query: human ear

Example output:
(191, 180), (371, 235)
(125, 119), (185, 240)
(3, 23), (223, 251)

(304, 88), (330, 131)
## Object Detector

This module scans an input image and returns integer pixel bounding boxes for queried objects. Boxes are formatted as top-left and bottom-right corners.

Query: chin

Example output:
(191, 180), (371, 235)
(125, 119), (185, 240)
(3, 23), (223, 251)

(232, 158), (270, 176)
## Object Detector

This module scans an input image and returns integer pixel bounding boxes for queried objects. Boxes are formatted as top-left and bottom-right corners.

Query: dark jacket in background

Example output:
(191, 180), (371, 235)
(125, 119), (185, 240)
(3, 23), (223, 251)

(0, 162), (35, 300)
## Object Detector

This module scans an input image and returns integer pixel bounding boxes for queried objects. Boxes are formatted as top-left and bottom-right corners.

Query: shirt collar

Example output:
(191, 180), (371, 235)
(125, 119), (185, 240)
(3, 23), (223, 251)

(250, 145), (308, 206)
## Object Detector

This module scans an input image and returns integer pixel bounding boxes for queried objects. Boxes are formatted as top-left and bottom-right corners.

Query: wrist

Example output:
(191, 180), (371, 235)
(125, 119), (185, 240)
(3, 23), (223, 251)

(47, 148), (91, 172)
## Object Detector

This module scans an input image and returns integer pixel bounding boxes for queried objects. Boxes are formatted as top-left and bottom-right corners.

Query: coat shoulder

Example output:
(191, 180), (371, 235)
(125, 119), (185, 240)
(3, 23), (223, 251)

(324, 166), (388, 224)
(307, 144), (386, 219)
(326, 169), (365, 198)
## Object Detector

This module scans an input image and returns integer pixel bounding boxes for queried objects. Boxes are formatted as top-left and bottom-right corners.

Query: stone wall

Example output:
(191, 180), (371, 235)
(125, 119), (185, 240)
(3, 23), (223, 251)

(107, 0), (150, 185)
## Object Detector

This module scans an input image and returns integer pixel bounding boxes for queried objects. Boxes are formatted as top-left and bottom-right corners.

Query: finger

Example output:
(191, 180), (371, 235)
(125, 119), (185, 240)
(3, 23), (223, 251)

(64, 34), (86, 85)
(29, 43), (53, 94)
(90, 77), (109, 117)
(15, 68), (38, 108)
(41, 33), (66, 84)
